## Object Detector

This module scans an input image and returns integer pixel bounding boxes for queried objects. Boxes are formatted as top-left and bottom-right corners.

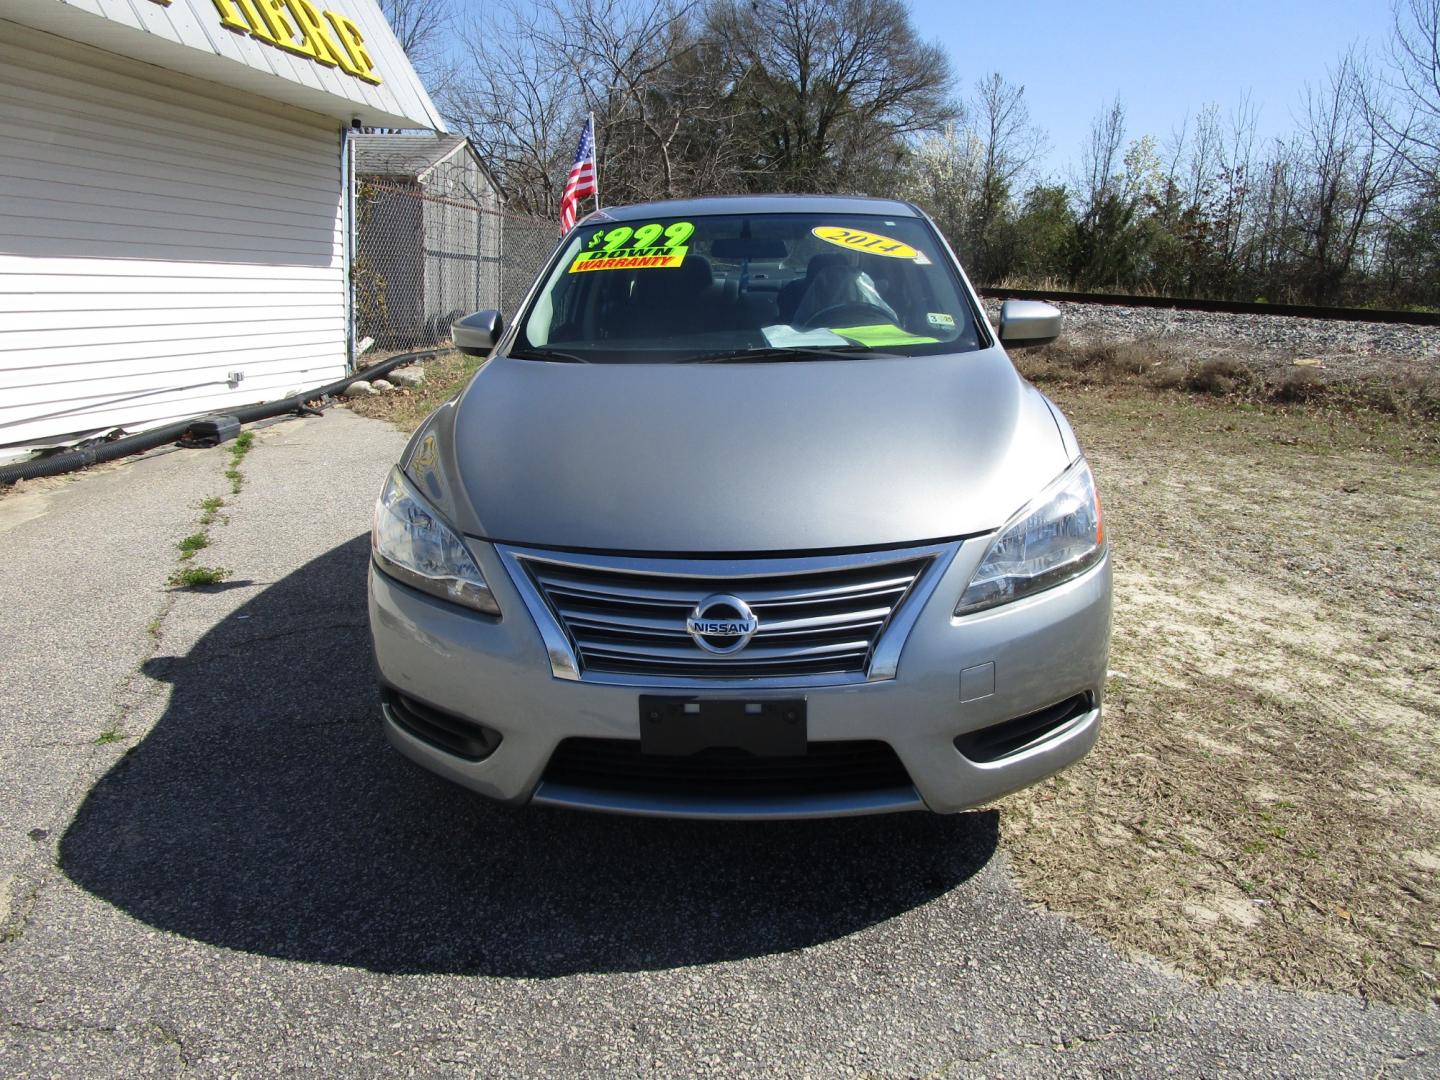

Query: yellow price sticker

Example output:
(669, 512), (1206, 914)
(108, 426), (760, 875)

(812, 226), (921, 260)
(569, 247), (688, 273)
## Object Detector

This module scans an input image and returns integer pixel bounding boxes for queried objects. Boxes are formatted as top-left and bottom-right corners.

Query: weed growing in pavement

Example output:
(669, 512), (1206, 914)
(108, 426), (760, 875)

(168, 565), (230, 588)
(224, 431), (254, 495)
(95, 723), (122, 745)
(164, 437), (251, 590)
(177, 532), (209, 559)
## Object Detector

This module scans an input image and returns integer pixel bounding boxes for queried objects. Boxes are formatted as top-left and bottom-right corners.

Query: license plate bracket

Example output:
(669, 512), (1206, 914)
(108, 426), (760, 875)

(639, 696), (807, 757)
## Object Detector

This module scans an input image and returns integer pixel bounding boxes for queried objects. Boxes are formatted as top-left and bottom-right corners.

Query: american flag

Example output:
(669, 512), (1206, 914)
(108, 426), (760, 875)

(559, 115), (598, 233)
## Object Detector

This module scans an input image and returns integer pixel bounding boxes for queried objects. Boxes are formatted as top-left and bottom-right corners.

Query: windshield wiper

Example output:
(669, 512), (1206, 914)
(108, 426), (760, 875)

(691, 346), (902, 364)
(506, 347), (590, 363)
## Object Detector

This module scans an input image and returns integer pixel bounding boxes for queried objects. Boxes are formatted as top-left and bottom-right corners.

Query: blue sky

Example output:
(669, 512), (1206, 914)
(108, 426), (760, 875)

(907, 0), (1393, 177)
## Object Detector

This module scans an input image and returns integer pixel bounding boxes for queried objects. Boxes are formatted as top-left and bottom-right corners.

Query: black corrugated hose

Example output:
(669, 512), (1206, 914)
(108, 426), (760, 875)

(0, 348), (437, 488)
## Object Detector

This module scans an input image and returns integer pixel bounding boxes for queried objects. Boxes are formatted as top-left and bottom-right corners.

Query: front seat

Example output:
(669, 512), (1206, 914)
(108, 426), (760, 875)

(623, 256), (716, 337)
(776, 254), (848, 324)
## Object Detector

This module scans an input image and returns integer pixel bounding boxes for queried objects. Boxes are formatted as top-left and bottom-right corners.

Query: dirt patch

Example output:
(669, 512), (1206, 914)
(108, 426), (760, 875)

(344, 349), (484, 432)
(1002, 388), (1440, 1007)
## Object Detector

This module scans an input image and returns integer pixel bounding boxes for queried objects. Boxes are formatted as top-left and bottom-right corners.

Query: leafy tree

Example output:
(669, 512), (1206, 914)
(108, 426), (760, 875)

(901, 125), (983, 252)
(1010, 184), (1074, 282)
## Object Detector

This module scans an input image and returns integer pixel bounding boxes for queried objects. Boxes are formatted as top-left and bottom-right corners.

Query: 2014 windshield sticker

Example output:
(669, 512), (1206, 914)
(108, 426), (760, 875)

(570, 221), (695, 272)
(812, 226), (921, 260)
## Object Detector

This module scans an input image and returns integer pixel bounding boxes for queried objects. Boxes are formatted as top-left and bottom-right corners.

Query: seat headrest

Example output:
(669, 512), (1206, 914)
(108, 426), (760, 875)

(678, 255), (713, 290)
(806, 253), (848, 279)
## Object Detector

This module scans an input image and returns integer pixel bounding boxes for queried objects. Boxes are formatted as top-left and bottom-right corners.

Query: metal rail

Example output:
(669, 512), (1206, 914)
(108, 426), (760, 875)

(976, 286), (1440, 327)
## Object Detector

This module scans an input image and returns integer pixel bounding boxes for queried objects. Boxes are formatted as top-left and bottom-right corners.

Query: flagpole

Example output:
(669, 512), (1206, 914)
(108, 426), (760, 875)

(590, 112), (600, 212)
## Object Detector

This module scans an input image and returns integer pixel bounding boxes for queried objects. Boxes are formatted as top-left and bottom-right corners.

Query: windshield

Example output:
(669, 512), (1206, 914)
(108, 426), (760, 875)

(513, 212), (986, 362)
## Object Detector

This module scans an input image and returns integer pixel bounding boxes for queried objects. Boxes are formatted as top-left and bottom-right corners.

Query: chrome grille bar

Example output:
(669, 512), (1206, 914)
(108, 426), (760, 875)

(495, 541), (961, 687)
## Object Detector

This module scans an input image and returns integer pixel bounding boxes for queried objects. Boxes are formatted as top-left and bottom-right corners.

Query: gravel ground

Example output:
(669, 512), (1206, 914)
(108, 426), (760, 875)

(982, 300), (1440, 380)
(3, 408), (1439, 1077)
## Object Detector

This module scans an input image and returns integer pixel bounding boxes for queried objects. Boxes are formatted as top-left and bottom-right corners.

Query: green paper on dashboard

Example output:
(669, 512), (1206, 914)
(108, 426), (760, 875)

(831, 324), (941, 347)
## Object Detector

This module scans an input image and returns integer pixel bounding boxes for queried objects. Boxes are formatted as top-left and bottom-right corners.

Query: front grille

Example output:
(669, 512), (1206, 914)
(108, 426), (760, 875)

(509, 547), (941, 682)
(543, 738), (913, 798)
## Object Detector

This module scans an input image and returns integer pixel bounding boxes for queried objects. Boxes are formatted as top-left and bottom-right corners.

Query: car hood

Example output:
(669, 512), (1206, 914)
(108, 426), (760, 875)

(410, 350), (1071, 553)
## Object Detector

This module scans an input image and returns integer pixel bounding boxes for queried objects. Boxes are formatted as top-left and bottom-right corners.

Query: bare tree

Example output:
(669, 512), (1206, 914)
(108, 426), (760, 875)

(1211, 95), (1260, 279)
(964, 73), (1046, 278)
(525, 0), (738, 202)
(442, 2), (582, 216)
(711, 0), (956, 192)
(1077, 96), (1127, 220)
(1290, 56), (1400, 302)
(1066, 99), (1161, 288)
(1364, 0), (1440, 186)
(379, 0), (453, 90)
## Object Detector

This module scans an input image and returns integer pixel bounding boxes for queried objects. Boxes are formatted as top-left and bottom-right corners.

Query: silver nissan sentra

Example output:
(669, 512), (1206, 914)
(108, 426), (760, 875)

(367, 194), (1111, 819)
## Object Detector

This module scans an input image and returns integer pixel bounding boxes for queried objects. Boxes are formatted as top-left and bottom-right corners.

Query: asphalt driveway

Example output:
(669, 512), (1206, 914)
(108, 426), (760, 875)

(1, 409), (1435, 1077)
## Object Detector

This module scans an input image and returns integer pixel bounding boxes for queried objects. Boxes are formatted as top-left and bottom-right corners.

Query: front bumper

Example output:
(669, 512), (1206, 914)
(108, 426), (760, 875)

(368, 537), (1112, 818)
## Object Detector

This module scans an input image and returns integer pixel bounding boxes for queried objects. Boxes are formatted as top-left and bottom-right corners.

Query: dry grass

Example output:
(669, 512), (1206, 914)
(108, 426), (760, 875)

(344, 349), (486, 432)
(1017, 338), (1440, 423)
(1003, 388), (1440, 1007)
(988, 276), (1174, 298)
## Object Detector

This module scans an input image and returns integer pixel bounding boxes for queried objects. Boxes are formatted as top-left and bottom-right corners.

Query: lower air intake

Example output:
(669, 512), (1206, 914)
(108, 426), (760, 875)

(383, 688), (501, 761)
(954, 694), (1093, 763)
(542, 738), (914, 799)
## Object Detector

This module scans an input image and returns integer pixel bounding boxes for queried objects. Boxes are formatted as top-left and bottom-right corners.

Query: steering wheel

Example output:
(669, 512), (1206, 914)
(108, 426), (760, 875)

(799, 301), (897, 331)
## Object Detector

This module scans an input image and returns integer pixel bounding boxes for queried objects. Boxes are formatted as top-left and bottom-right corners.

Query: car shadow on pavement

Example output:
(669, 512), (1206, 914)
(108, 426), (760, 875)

(59, 534), (998, 977)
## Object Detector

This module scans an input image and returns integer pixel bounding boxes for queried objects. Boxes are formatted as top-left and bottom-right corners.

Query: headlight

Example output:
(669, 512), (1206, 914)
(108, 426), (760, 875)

(955, 458), (1104, 615)
(371, 468), (500, 615)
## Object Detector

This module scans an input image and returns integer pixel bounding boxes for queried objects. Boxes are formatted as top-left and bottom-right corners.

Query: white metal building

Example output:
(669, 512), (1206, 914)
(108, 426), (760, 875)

(0, 0), (445, 453)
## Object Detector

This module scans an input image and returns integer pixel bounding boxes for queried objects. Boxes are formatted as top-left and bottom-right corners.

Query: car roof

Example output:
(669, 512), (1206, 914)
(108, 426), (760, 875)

(583, 194), (923, 224)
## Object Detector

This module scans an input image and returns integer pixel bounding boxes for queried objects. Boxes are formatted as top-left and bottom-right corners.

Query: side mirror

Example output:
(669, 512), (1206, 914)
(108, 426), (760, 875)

(998, 300), (1061, 348)
(452, 309), (504, 357)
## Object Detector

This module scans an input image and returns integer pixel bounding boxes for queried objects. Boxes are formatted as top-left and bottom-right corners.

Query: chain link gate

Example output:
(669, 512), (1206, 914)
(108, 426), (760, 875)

(352, 180), (557, 356)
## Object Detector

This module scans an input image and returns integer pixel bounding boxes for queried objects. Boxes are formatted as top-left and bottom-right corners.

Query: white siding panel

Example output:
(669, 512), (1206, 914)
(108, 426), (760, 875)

(4, 350), (347, 405)
(0, 274), (343, 300)
(3, 337), (346, 380)
(0, 29), (347, 448)
(1, 316), (345, 351)
(0, 368), (341, 442)
(5, 341), (340, 384)
(0, 291), (339, 312)
(0, 216), (337, 263)
(2, 303), (341, 333)
(0, 327), (344, 370)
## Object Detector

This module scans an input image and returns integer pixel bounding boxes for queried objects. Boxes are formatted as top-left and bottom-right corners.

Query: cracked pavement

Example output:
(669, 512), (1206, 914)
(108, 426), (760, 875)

(1, 408), (1436, 1078)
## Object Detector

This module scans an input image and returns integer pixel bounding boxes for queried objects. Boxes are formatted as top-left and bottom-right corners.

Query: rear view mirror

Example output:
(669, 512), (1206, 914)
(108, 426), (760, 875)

(998, 300), (1061, 348)
(710, 237), (788, 260)
(453, 310), (504, 356)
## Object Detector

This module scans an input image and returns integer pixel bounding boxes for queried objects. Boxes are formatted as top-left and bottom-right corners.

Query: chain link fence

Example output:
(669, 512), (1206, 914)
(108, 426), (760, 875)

(352, 180), (557, 354)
